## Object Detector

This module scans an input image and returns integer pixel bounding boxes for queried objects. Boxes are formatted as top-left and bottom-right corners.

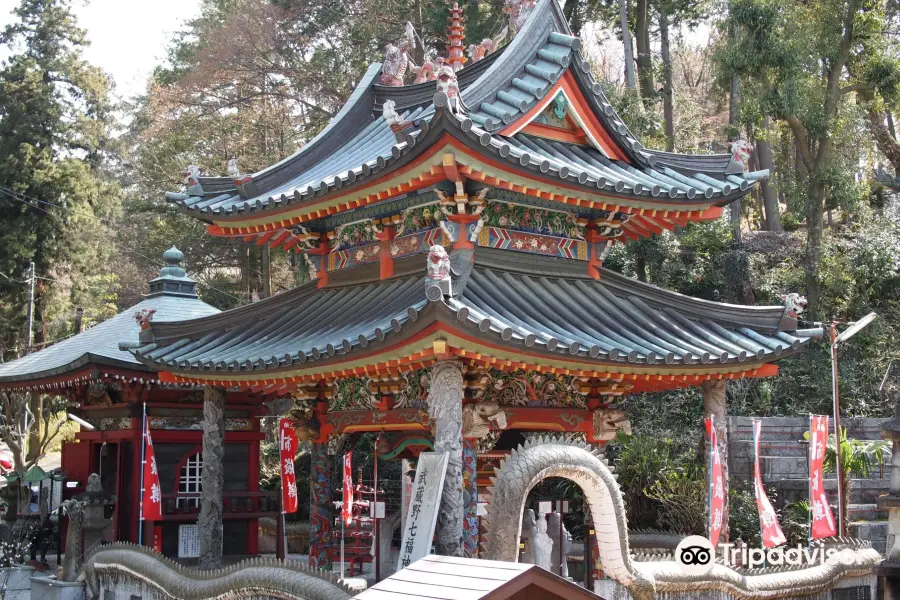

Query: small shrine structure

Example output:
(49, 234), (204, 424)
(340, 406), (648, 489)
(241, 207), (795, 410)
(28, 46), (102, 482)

(140, 0), (818, 575)
(0, 249), (275, 557)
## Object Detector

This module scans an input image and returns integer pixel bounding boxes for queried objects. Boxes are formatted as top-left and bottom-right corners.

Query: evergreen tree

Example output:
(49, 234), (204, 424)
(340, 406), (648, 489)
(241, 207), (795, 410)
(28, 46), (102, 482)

(0, 0), (122, 358)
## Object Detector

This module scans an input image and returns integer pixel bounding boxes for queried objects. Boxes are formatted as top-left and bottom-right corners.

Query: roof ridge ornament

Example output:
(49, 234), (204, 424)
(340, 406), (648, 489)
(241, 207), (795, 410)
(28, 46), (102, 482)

(147, 246), (200, 299)
(435, 68), (465, 115)
(446, 3), (467, 72)
(425, 245), (452, 300)
(730, 138), (755, 171)
(503, 0), (537, 36)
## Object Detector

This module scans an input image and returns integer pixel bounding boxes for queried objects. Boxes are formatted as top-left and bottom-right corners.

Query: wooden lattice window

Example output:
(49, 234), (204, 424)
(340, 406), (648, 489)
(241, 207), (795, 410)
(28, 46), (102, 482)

(177, 452), (202, 509)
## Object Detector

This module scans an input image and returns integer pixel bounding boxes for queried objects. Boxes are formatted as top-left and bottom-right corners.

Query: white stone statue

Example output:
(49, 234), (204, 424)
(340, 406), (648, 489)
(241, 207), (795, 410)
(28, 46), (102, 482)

(227, 158), (241, 179)
(520, 509), (537, 564)
(383, 100), (403, 127)
(533, 512), (553, 571)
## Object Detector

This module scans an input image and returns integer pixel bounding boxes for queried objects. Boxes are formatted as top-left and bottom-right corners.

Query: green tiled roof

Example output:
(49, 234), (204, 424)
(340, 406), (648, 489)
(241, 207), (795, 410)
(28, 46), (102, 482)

(130, 249), (817, 376)
(0, 248), (219, 385)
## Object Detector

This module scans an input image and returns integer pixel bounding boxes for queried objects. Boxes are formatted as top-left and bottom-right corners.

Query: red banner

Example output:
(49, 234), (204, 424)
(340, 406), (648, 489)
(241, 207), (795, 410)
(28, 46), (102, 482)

(753, 420), (786, 548)
(706, 417), (725, 546)
(141, 420), (162, 521)
(809, 415), (837, 539)
(280, 418), (298, 514)
(341, 452), (354, 526)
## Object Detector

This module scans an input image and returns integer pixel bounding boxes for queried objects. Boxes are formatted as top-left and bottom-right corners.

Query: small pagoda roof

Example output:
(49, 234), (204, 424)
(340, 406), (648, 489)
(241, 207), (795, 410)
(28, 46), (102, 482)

(130, 249), (815, 391)
(0, 248), (218, 389)
(166, 0), (764, 239)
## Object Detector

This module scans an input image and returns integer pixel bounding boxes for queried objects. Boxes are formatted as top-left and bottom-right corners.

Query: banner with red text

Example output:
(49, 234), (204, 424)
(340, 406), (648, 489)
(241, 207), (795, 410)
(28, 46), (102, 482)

(753, 419), (786, 548)
(809, 415), (837, 539)
(280, 418), (298, 514)
(341, 452), (354, 525)
(141, 420), (162, 521)
(706, 416), (725, 546)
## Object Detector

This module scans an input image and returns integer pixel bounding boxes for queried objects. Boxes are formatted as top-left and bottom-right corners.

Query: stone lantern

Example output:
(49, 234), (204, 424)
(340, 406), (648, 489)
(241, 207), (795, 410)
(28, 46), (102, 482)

(75, 473), (117, 554)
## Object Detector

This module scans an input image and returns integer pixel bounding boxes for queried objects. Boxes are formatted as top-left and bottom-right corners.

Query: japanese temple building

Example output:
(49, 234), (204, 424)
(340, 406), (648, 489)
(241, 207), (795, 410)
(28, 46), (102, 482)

(0, 249), (275, 556)
(135, 0), (818, 567)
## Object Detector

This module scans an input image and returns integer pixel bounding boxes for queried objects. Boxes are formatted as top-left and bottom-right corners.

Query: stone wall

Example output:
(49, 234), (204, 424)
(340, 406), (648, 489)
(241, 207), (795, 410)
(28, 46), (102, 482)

(728, 416), (889, 553)
(599, 573), (877, 600)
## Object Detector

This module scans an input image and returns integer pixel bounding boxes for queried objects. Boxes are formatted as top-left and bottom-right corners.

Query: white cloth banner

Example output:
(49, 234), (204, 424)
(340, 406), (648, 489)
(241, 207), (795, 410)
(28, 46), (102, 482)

(397, 452), (449, 571)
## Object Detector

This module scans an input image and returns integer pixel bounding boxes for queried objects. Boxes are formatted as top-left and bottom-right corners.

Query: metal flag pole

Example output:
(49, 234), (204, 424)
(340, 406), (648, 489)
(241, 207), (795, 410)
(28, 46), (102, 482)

(807, 414), (813, 548)
(829, 323), (846, 537)
(340, 451), (346, 579)
(279, 424), (288, 559)
(340, 508), (346, 578)
(707, 414), (714, 542)
(374, 439), (380, 583)
(138, 402), (147, 545)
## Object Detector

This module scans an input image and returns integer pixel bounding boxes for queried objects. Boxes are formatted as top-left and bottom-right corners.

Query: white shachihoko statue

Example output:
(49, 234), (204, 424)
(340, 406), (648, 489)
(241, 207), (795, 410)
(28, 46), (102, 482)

(533, 512), (553, 571)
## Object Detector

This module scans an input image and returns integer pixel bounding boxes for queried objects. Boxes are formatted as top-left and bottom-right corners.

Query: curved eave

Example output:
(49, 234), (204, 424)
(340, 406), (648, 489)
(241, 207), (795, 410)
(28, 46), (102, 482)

(0, 356), (158, 391)
(136, 269), (814, 389)
(153, 303), (801, 390)
(183, 108), (761, 238)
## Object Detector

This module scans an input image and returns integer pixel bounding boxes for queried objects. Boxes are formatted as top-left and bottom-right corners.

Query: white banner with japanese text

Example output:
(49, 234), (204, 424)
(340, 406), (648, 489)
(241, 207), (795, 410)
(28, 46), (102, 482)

(397, 451), (449, 571)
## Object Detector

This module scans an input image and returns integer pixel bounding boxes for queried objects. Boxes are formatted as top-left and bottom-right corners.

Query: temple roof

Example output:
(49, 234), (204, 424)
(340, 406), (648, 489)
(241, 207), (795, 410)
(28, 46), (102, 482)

(165, 0), (764, 238)
(129, 249), (816, 389)
(0, 248), (219, 388)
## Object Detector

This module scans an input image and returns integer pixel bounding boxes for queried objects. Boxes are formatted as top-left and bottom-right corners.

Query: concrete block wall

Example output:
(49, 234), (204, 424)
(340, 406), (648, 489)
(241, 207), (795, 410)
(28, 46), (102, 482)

(728, 416), (889, 554)
(727, 417), (890, 506)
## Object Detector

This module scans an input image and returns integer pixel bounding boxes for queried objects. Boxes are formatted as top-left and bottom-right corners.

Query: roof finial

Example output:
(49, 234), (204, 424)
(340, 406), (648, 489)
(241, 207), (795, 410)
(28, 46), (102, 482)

(160, 247), (186, 277)
(446, 3), (467, 72)
(147, 246), (198, 299)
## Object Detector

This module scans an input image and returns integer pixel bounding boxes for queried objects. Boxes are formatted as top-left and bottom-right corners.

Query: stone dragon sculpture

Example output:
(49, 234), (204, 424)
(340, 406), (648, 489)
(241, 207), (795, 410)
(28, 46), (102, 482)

(481, 436), (880, 600)
(80, 543), (356, 600)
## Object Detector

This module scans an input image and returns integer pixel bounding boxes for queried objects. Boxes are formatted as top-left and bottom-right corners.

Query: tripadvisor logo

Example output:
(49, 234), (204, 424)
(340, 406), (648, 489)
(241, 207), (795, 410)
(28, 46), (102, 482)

(674, 535), (858, 574)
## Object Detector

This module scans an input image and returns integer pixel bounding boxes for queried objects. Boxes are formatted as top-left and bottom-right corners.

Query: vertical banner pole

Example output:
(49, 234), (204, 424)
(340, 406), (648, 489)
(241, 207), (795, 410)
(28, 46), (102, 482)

(830, 325), (846, 536)
(808, 414), (813, 546)
(374, 441), (380, 583)
(138, 402), (146, 546)
(707, 415), (714, 541)
(277, 422), (286, 560)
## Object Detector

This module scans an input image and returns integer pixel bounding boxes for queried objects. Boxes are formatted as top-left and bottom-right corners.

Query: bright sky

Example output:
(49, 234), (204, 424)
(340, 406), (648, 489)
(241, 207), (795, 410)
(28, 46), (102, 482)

(0, 0), (203, 99)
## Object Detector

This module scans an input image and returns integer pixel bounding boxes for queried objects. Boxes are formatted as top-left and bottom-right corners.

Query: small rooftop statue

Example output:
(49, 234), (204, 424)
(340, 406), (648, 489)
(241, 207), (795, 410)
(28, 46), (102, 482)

(227, 158), (241, 179)
(425, 245), (452, 300)
(730, 138), (755, 170)
(181, 164), (201, 186)
(467, 39), (495, 63)
(436, 65), (465, 114)
(411, 57), (441, 84)
(779, 293), (808, 319)
(135, 308), (156, 331)
(379, 23), (416, 86)
(504, 0), (537, 34)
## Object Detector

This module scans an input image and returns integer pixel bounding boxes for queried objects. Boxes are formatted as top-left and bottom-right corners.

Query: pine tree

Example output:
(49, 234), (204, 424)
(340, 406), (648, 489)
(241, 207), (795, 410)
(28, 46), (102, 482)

(0, 0), (122, 358)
